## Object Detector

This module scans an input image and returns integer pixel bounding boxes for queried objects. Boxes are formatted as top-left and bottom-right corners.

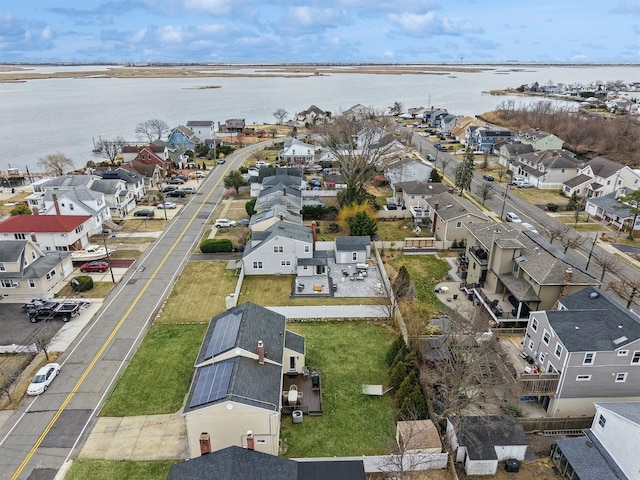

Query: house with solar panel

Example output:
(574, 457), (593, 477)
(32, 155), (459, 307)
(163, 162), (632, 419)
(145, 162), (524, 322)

(183, 302), (311, 458)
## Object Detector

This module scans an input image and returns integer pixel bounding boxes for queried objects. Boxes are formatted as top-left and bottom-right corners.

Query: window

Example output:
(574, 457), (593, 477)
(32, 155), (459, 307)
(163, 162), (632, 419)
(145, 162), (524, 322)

(0, 263), (4, 272)
(576, 375), (591, 381)
(252, 261), (263, 269)
(547, 364), (556, 373)
(583, 352), (595, 365)
(542, 329), (551, 345)
(456, 221), (462, 228)
(280, 260), (291, 266)
(28, 279), (35, 288)
(304, 245), (310, 253)
(352, 252), (357, 261)
(631, 351), (640, 364)
(554, 343), (563, 358)
(69, 204), (74, 211)
(14, 233), (26, 240)
(531, 318), (538, 332)
(45, 269), (56, 280)
(75, 225), (84, 234)
(598, 415), (606, 428)
(617, 350), (628, 356)
(528, 339), (534, 351)
(539, 352), (546, 365)
(273, 245), (283, 253)
(615, 373), (628, 383)
(1, 279), (12, 288)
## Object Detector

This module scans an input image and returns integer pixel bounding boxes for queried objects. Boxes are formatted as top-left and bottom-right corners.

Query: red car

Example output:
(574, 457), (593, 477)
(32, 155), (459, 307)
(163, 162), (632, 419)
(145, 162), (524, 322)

(80, 261), (109, 273)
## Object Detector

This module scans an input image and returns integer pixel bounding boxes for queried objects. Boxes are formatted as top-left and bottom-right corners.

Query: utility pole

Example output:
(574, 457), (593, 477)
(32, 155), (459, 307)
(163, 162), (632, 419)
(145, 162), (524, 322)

(500, 182), (511, 219)
(102, 233), (116, 283)
(585, 233), (599, 270)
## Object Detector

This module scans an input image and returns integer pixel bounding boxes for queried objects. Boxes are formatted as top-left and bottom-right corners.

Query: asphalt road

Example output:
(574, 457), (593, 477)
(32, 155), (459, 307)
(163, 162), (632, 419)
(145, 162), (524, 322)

(0, 140), (274, 480)
(410, 130), (640, 303)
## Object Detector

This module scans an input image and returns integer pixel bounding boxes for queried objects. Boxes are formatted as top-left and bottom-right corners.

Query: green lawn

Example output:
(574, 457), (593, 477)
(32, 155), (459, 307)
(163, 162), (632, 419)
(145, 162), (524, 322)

(280, 322), (396, 457)
(376, 219), (433, 242)
(65, 459), (175, 480)
(100, 324), (207, 416)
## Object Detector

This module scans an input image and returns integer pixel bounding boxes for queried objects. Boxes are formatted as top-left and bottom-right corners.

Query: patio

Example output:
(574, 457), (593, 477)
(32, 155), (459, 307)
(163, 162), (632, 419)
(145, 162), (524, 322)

(281, 369), (323, 416)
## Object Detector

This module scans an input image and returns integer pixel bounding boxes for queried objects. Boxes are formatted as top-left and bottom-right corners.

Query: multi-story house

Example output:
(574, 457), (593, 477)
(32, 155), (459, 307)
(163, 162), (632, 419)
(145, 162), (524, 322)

(467, 127), (516, 153)
(563, 156), (640, 198)
(522, 287), (640, 416)
(166, 125), (200, 150)
(218, 118), (245, 133)
(295, 105), (329, 125)
(512, 149), (583, 189)
(585, 187), (640, 236)
(426, 193), (489, 249)
(517, 129), (565, 151)
(462, 224), (597, 322)
(0, 214), (93, 252)
(551, 402), (640, 479)
(280, 139), (317, 165)
(94, 167), (146, 201)
(186, 120), (215, 140)
(422, 108), (448, 128)
(384, 158), (433, 188)
(90, 178), (135, 219)
(242, 222), (313, 275)
(496, 141), (534, 168)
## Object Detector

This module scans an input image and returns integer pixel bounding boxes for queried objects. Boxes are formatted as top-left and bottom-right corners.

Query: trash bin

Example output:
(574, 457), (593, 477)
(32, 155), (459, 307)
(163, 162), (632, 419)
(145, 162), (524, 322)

(453, 294), (458, 300)
(292, 410), (303, 424)
(467, 292), (474, 301)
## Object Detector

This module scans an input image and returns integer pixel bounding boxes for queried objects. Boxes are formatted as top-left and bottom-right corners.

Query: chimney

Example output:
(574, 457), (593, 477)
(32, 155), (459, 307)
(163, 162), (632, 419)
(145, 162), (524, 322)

(246, 431), (255, 450)
(283, 186), (287, 196)
(199, 432), (211, 456)
(31, 208), (39, 215)
(434, 202), (439, 211)
(257, 340), (264, 364)
(311, 221), (317, 251)
(52, 193), (61, 216)
(30, 232), (37, 243)
(563, 268), (573, 283)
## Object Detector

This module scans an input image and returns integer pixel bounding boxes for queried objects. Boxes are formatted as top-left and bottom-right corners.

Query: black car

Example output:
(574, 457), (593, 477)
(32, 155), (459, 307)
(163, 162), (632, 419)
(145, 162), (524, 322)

(162, 186), (177, 193)
(134, 208), (154, 217)
(166, 189), (186, 198)
(482, 174), (494, 181)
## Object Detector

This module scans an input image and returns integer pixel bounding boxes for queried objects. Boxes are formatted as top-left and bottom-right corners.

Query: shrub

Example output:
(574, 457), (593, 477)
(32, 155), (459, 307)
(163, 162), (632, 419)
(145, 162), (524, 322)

(546, 203), (559, 212)
(200, 238), (233, 253)
(386, 336), (409, 366)
(71, 275), (93, 292)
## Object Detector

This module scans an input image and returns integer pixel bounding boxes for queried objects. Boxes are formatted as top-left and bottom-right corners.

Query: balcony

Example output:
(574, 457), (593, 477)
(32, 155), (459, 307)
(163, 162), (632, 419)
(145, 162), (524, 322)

(468, 246), (489, 266)
(518, 372), (560, 396)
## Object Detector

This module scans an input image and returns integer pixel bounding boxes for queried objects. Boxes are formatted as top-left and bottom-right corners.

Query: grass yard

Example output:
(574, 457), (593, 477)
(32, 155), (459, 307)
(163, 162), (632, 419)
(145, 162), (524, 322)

(280, 322), (396, 457)
(155, 261), (238, 323)
(239, 275), (386, 306)
(65, 459), (175, 480)
(56, 282), (116, 299)
(553, 214), (608, 232)
(377, 219), (432, 242)
(100, 323), (207, 416)
(385, 253), (450, 317)
(511, 187), (565, 206)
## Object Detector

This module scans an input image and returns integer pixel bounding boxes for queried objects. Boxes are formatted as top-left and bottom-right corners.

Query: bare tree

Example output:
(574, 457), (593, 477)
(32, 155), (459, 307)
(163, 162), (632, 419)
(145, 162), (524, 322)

(438, 156), (451, 176)
(477, 182), (494, 206)
(135, 119), (169, 142)
(591, 251), (621, 286)
(94, 136), (126, 166)
(273, 108), (288, 125)
(608, 277), (640, 308)
(317, 109), (394, 205)
(37, 152), (75, 176)
(33, 323), (59, 362)
(545, 224), (565, 245)
(0, 366), (20, 405)
(559, 229), (585, 254)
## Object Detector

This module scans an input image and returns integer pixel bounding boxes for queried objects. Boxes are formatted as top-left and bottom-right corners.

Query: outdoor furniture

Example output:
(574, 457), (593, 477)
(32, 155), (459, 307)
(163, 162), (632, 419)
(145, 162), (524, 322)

(297, 283), (304, 292)
(313, 284), (323, 292)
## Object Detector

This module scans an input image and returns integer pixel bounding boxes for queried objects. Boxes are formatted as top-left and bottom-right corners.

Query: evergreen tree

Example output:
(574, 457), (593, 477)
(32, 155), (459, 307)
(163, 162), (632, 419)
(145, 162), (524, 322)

(348, 211), (378, 238)
(454, 147), (475, 195)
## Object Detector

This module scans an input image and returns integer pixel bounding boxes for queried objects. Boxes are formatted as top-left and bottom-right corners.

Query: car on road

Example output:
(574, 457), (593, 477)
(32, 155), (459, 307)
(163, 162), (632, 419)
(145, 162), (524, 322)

(214, 218), (237, 228)
(27, 363), (61, 395)
(168, 177), (185, 184)
(217, 159), (226, 164)
(80, 260), (109, 273)
(482, 174), (494, 181)
(157, 202), (177, 209)
(506, 212), (522, 223)
(427, 153), (435, 162)
(134, 208), (154, 217)
(521, 222), (539, 234)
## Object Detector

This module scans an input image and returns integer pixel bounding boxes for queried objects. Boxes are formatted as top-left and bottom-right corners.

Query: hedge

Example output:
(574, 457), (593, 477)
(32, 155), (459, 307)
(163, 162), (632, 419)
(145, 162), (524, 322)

(200, 238), (233, 253)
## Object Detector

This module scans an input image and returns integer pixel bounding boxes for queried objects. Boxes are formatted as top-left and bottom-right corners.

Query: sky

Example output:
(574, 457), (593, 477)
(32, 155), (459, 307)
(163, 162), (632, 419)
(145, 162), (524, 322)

(1, 1), (640, 64)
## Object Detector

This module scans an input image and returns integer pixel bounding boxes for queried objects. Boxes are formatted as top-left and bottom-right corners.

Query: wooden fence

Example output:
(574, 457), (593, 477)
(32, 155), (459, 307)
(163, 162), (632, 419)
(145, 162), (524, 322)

(517, 416), (593, 433)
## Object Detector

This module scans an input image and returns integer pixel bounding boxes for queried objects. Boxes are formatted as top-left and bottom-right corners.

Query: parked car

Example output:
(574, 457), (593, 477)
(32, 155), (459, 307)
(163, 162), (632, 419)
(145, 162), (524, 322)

(482, 174), (494, 181)
(515, 180), (533, 188)
(510, 175), (526, 185)
(80, 260), (109, 273)
(181, 187), (196, 194)
(134, 209), (154, 217)
(177, 174), (188, 181)
(255, 161), (269, 168)
(195, 171), (205, 178)
(27, 363), (61, 395)
(521, 222), (539, 234)
(238, 219), (251, 227)
(168, 177), (185, 184)
(28, 302), (80, 323)
(157, 202), (177, 209)
(166, 189), (186, 198)
(505, 212), (522, 223)
(308, 178), (322, 187)
(427, 153), (435, 162)
(214, 218), (237, 228)
(162, 186), (177, 193)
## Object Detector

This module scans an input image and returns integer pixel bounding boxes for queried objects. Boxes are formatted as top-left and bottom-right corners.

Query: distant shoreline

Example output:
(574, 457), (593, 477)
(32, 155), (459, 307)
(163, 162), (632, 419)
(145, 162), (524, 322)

(1, 63), (637, 83)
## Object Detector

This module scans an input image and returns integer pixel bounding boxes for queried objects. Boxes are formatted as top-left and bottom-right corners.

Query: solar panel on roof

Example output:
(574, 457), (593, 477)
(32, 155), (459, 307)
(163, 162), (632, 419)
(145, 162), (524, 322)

(189, 360), (233, 408)
(204, 311), (242, 360)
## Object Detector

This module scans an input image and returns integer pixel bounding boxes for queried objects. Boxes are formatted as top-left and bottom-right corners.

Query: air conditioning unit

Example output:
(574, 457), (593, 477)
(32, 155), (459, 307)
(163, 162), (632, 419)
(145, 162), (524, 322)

(12, 282), (20, 287)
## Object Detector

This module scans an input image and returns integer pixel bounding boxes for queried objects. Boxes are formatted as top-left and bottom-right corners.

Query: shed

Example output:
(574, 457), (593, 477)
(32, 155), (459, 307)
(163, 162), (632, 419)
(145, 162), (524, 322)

(396, 420), (443, 454)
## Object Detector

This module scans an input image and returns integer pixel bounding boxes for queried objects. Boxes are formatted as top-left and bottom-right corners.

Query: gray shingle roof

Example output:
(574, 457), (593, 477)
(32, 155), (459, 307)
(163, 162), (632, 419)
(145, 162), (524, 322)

(587, 189), (634, 218)
(394, 181), (449, 196)
(449, 416), (528, 461)
(249, 206), (302, 226)
(334, 236), (370, 251)
(587, 156), (624, 178)
(41, 174), (95, 188)
(564, 174), (592, 188)
(90, 179), (121, 194)
(285, 331), (305, 355)
(427, 192), (488, 222)
(595, 402), (640, 427)
(0, 240), (27, 263)
(554, 431), (628, 480)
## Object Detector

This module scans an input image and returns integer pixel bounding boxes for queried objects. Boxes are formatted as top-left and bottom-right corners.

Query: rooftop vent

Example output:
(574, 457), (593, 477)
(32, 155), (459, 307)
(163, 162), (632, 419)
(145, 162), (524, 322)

(589, 291), (599, 299)
(613, 336), (628, 345)
(515, 256), (527, 263)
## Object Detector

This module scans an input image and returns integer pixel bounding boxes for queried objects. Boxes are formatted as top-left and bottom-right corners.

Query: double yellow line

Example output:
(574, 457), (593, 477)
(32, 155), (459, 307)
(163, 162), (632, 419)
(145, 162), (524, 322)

(11, 166), (228, 479)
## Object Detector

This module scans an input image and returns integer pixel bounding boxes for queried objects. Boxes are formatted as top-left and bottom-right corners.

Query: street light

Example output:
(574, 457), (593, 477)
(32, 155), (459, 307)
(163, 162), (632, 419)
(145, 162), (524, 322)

(102, 232), (115, 283)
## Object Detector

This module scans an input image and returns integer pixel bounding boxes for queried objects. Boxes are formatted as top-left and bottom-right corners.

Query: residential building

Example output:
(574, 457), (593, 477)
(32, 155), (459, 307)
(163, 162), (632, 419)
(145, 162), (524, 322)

(182, 303), (305, 457)
(186, 120), (215, 140)
(422, 108), (448, 128)
(438, 114), (462, 134)
(280, 139), (317, 165)
(167, 125), (200, 150)
(90, 178), (135, 219)
(462, 224), (597, 321)
(585, 188), (640, 236)
(121, 144), (172, 183)
(0, 214), (93, 252)
(249, 205), (302, 232)
(518, 129), (565, 151)
(242, 222), (313, 275)
(342, 104), (370, 121)
(295, 105), (330, 125)
(168, 445), (365, 480)
(251, 169), (303, 198)
(0, 239), (73, 301)
(384, 158), (433, 188)
(449, 117), (485, 145)
(334, 236), (371, 264)
(391, 181), (449, 209)
(218, 119), (245, 133)
(121, 143), (166, 164)
(496, 142), (535, 168)
(563, 156), (640, 198)
(426, 193), (490, 249)
(446, 415), (528, 476)
(323, 173), (347, 190)
(551, 402), (640, 480)
(513, 149), (582, 189)
(93, 168), (146, 201)
(468, 128), (517, 153)
(521, 287), (640, 416)
(254, 184), (303, 213)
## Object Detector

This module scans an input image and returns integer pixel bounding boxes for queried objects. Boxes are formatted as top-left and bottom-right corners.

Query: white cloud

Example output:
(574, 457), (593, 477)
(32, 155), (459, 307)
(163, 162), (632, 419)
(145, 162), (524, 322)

(157, 25), (184, 42)
(183, 0), (231, 15)
(289, 6), (350, 28)
(40, 26), (52, 40)
(388, 11), (482, 36)
(127, 28), (147, 43)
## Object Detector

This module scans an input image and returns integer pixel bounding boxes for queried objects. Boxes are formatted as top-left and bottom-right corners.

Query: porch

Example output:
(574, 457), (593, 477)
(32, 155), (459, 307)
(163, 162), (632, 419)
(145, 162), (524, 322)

(282, 370), (323, 416)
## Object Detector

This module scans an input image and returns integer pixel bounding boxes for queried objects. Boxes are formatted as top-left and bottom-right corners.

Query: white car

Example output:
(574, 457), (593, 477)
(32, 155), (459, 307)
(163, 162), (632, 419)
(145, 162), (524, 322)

(157, 202), (177, 209)
(27, 363), (60, 395)
(195, 171), (205, 178)
(505, 212), (522, 223)
(521, 222), (539, 234)
(181, 187), (196, 194)
(255, 161), (269, 168)
(214, 219), (237, 228)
